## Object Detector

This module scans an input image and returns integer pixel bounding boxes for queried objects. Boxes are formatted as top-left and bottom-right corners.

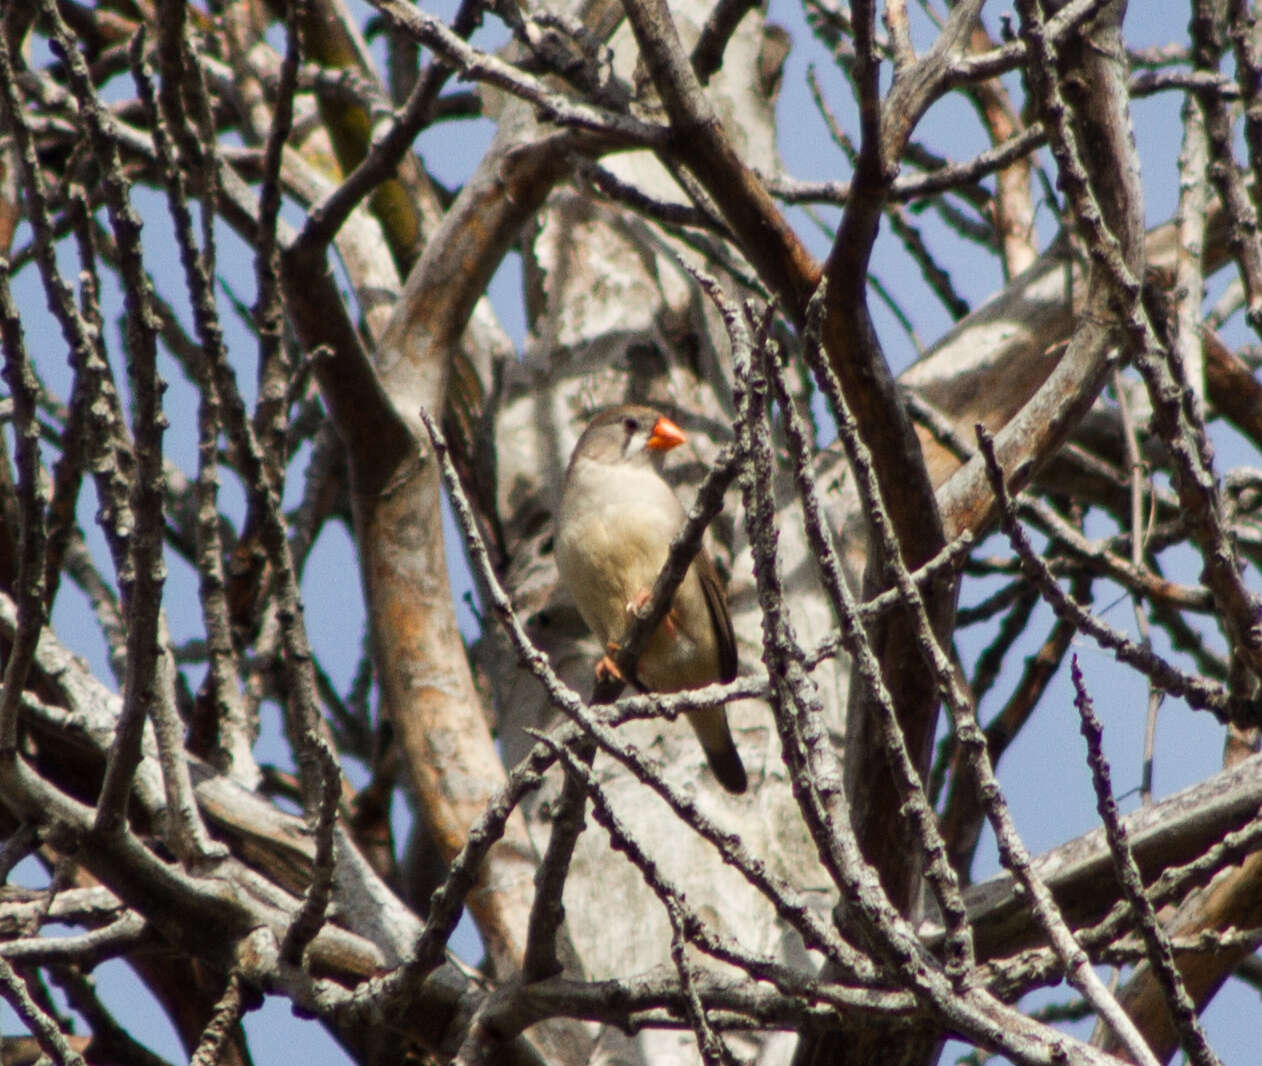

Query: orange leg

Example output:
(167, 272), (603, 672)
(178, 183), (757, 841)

(596, 644), (625, 683)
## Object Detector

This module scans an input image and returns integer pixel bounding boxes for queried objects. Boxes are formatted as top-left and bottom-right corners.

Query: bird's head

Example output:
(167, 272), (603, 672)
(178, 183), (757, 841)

(571, 405), (686, 472)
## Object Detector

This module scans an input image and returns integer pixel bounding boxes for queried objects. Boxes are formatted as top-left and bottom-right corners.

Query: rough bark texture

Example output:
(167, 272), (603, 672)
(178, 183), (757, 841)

(1, 1), (1261, 1065)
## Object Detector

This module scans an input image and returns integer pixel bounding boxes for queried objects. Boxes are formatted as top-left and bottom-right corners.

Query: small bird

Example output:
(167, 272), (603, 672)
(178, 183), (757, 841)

(555, 405), (747, 794)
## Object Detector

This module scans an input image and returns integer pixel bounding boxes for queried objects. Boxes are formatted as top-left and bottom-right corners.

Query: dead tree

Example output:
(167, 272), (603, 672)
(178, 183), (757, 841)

(0, 0), (1260, 1064)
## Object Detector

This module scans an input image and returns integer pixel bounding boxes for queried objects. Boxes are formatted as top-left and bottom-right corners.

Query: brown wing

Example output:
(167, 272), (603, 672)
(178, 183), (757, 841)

(696, 549), (738, 683)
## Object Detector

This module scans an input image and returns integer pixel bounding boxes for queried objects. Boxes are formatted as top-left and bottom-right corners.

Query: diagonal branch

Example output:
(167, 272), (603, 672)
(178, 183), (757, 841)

(1072, 660), (1223, 1066)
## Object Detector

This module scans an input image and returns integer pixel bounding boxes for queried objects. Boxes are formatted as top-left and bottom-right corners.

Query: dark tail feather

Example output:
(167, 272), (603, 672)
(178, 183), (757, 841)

(688, 707), (748, 794)
(707, 743), (748, 794)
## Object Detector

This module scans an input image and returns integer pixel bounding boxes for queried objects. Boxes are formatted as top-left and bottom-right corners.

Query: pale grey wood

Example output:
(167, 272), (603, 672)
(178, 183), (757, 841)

(480, 7), (844, 1064)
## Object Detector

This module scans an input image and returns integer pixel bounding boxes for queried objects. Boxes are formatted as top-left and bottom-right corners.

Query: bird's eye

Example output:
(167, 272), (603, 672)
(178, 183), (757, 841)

(623, 416), (639, 433)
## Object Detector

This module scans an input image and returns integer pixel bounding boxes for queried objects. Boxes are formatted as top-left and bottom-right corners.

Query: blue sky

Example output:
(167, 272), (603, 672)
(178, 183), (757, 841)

(6, 1), (1260, 1062)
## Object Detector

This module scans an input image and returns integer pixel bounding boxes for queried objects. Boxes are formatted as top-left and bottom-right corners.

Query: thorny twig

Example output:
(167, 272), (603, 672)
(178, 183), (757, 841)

(420, 407), (878, 984)
(1072, 659), (1223, 1066)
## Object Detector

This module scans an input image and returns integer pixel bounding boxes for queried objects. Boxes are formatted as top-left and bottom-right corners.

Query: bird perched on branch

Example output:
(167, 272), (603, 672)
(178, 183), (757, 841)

(555, 405), (747, 794)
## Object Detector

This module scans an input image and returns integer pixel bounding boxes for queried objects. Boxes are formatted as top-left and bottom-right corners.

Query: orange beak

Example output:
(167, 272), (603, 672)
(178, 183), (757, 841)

(646, 415), (687, 452)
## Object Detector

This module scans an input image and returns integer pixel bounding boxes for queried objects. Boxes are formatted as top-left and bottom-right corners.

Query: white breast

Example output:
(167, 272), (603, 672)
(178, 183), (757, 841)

(556, 457), (686, 645)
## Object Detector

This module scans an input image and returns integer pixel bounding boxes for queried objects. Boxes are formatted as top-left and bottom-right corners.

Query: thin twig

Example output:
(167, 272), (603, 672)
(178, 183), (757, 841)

(254, 0), (301, 481)
(0, 956), (84, 1066)
(520, 741), (589, 982)
(976, 429), (1169, 1066)
(363, 0), (668, 148)
(188, 970), (254, 1066)
(141, 3), (252, 781)
(666, 894), (733, 1065)
(776, 286), (974, 979)
(39, 0), (168, 839)
(1071, 658), (1223, 1066)
(50, 965), (175, 1066)
(0, 913), (149, 966)
(533, 731), (886, 1018)
(1021, 0), (1262, 682)
(691, 0), (758, 86)
(0, 266), (48, 751)
(124, 29), (228, 865)
(419, 408), (877, 985)
(1112, 368), (1164, 803)
(280, 737), (342, 966)
(978, 425), (1249, 724)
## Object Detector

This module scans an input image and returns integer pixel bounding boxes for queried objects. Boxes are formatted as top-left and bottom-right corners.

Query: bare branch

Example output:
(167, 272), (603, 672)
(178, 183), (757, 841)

(0, 956), (84, 1066)
(1072, 659), (1223, 1066)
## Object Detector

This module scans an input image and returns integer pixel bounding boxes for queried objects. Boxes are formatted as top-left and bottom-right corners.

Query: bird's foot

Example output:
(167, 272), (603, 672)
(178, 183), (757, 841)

(626, 590), (677, 637)
(596, 647), (625, 683)
(626, 590), (651, 616)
